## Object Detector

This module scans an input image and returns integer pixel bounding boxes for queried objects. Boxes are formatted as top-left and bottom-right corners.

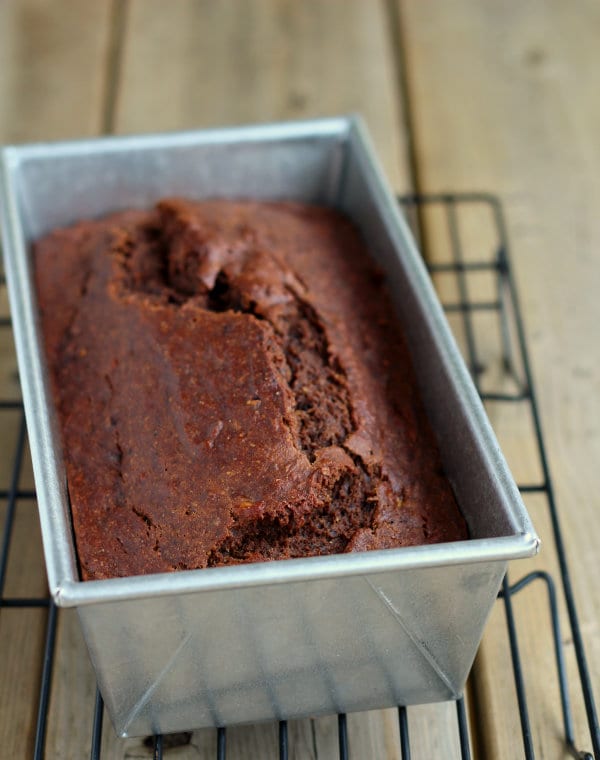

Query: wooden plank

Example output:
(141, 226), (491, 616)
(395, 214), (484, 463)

(313, 703), (466, 759)
(0, 425), (47, 758)
(115, 0), (410, 191)
(44, 611), (96, 759)
(0, 609), (48, 758)
(397, 1), (600, 756)
(0, 0), (114, 143)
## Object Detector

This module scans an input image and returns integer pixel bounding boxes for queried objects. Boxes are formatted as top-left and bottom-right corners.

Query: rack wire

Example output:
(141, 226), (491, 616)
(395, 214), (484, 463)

(0, 193), (598, 758)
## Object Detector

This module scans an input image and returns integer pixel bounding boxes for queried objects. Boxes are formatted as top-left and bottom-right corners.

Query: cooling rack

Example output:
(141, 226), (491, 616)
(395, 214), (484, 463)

(0, 193), (598, 759)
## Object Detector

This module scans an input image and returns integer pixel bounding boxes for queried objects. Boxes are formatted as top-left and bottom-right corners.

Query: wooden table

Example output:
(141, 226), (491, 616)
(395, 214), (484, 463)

(1, 1), (599, 757)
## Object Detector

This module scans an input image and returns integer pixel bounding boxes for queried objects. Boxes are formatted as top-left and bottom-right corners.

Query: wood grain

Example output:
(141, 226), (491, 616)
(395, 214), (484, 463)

(397, 0), (600, 755)
(0, 423), (47, 758)
(0, 0), (114, 143)
(115, 0), (410, 191)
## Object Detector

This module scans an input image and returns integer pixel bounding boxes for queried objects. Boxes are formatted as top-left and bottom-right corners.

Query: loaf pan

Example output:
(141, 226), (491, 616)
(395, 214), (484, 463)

(0, 117), (539, 737)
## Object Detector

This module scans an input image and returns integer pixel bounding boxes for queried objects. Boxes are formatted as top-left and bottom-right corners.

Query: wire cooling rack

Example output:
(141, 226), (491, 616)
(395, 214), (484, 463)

(0, 193), (598, 759)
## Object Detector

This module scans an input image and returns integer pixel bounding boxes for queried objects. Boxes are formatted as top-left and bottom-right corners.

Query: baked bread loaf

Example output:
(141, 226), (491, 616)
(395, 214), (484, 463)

(35, 199), (467, 580)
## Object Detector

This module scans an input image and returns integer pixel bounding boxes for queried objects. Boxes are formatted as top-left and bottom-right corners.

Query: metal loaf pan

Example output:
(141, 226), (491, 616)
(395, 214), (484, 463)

(0, 117), (538, 737)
